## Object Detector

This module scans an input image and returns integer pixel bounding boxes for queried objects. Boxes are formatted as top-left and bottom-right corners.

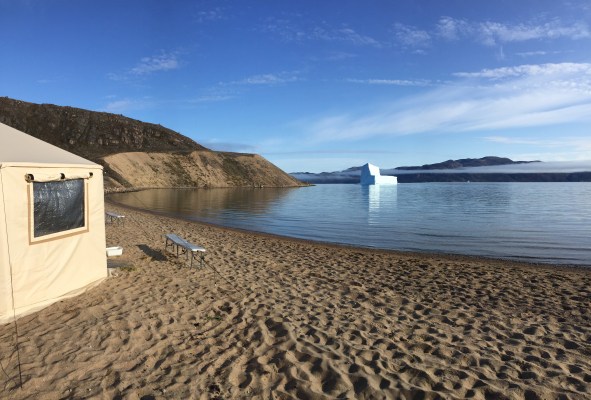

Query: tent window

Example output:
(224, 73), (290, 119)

(33, 179), (85, 238)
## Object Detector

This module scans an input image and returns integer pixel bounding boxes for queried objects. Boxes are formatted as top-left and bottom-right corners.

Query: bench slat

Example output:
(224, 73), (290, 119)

(165, 234), (206, 268)
(165, 234), (205, 252)
(106, 212), (125, 224)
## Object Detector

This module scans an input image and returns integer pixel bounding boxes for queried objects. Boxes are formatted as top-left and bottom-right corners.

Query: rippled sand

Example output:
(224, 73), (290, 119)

(1, 204), (590, 399)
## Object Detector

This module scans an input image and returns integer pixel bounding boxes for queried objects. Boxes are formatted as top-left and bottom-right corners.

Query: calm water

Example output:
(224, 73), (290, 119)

(110, 183), (591, 266)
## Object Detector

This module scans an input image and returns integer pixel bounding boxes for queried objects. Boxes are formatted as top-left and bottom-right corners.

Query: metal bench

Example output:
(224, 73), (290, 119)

(164, 233), (206, 268)
(106, 211), (125, 224)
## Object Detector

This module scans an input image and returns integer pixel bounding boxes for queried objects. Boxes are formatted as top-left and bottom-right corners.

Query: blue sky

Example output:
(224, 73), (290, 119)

(1, 0), (591, 173)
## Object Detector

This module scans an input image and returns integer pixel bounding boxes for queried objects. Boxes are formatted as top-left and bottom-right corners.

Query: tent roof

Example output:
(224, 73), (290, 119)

(0, 122), (97, 167)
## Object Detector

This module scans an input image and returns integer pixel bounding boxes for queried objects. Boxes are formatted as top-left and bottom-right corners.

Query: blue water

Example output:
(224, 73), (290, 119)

(110, 183), (591, 266)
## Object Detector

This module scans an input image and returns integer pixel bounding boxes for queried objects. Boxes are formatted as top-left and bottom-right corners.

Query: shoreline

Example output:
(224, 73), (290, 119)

(104, 183), (310, 194)
(107, 196), (591, 272)
(1, 204), (590, 399)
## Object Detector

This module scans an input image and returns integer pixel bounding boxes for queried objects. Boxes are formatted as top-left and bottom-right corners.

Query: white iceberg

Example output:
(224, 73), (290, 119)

(360, 163), (397, 185)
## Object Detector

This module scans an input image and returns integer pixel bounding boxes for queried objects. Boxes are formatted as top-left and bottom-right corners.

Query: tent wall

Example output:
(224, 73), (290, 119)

(0, 164), (107, 324)
(0, 170), (14, 321)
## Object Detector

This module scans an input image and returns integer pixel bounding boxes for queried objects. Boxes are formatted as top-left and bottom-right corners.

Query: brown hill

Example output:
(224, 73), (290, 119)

(0, 97), (303, 190)
(101, 151), (303, 190)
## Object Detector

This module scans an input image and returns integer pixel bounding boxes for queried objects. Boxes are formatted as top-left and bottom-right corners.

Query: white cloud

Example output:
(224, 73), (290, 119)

(347, 78), (432, 87)
(191, 94), (235, 103)
(436, 16), (471, 41)
(202, 139), (257, 153)
(453, 62), (591, 80)
(485, 135), (591, 152)
(437, 17), (590, 46)
(130, 52), (180, 75)
(108, 51), (181, 81)
(102, 96), (155, 113)
(313, 27), (382, 47)
(191, 72), (298, 105)
(240, 74), (296, 85)
(484, 136), (560, 146)
(306, 63), (591, 142)
(392, 23), (431, 47)
(324, 51), (358, 61)
(196, 7), (225, 23)
(229, 72), (300, 86)
(262, 18), (382, 47)
(103, 99), (141, 113)
(516, 50), (548, 57)
(271, 156), (367, 174)
(396, 16), (590, 51)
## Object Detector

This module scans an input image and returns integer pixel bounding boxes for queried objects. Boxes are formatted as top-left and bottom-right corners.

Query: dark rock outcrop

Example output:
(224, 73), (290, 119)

(0, 97), (205, 160)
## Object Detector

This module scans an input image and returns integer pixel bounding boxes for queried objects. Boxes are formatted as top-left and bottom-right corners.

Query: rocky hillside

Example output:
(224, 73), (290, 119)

(0, 97), (204, 159)
(0, 97), (303, 189)
(102, 151), (303, 190)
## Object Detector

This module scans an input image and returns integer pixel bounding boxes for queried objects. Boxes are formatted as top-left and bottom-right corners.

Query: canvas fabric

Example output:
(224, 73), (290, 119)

(0, 123), (107, 324)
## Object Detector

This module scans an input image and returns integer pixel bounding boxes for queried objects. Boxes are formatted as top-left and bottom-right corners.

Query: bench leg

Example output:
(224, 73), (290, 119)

(188, 252), (204, 268)
(165, 238), (173, 254)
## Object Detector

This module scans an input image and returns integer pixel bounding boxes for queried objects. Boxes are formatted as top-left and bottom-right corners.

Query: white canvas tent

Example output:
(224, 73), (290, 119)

(0, 122), (107, 324)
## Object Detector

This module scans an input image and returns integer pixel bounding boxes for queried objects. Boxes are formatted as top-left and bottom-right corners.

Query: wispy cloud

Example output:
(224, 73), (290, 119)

(436, 16), (590, 46)
(392, 23), (431, 48)
(202, 139), (257, 153)
(236, 73), (298, 85)
(347, 78), (432, 87)
(108, 51), (181, 81)
(264, 149), (400, 156)
(484, 136), (560, 146)
(306, 62), (591, 142)
(102, 98), (152, 113)
(485, 135), (591, 152)
(196, 7), (225, 23)
(453, 62), (591, 80)
(436, 16), (470, 41)
(396, 16), (590, 51)
(189, 71), (299, 105)
(262, 18), (382, 47)
(311, 26), (382, 47)
(516, 50), (548, 57)
(324, 51), (358, 61)
(225, 72), (300, 86)
(190, 94), (236, 103)
(130, 52), (180, 75)
(104, 99), (134, 112)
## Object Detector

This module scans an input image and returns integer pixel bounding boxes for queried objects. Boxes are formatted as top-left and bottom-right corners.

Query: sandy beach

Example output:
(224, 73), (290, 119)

(1, 203), (590, 399)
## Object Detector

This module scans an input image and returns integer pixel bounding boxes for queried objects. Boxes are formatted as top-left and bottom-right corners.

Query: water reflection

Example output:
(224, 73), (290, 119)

(109, 183), (591, 266)
(110, 187), (296, 219)
(361, 185), (398, 226)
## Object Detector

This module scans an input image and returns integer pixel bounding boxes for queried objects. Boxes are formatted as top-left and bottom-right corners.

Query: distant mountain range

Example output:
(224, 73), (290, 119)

(291, 157), (591, 183)
(395, 156), (539, 170)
